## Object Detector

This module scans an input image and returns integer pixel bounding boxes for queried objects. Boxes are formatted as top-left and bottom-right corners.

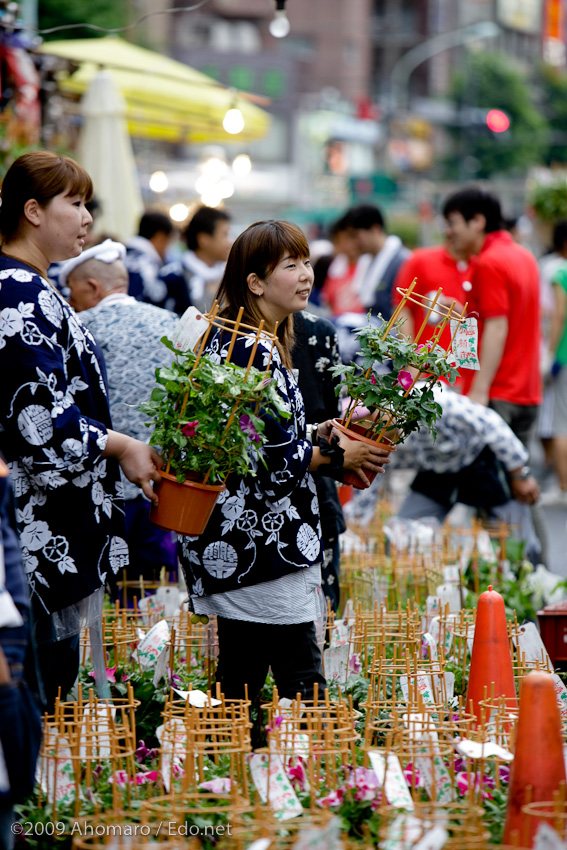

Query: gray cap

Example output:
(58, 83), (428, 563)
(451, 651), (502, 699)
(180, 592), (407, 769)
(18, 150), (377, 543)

(59, 239), (127, 287)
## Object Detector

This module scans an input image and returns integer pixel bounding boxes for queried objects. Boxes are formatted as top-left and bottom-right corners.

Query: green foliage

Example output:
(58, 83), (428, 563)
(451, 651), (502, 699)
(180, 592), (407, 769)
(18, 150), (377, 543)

(449, 50), (548, 177)
(139, 337), (290, 484)
(482, 785), (508, 844)
(329, 316), (458, 444)
(529, 178), (567, 222)
(463, 542), (537, 623)
(38, 0), (126, 40)
(538, 65), (567, 165)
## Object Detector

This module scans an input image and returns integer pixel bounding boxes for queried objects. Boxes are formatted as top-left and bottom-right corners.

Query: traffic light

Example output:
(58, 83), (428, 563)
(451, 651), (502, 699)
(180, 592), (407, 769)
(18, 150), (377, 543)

(486, 109), (510, 133)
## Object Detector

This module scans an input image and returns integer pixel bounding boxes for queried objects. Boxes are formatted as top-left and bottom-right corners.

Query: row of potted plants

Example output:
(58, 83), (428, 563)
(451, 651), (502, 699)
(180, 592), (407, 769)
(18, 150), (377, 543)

(141, 298), (460, 535)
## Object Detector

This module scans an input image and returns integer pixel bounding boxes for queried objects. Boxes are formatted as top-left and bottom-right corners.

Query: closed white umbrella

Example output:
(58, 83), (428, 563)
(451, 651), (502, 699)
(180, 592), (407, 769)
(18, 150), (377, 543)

(77, 69), (143, 243)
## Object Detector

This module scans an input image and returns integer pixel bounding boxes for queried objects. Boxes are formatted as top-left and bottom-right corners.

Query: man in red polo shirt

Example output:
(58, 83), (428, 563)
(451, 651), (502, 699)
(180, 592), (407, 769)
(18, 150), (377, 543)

(442, 188), (541, 447)
(393, 239), (474, 359)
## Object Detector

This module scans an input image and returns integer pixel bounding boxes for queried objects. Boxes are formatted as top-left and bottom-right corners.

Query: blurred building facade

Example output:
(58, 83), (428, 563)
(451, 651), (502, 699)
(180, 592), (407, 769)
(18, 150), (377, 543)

(127, 0), (561, 229)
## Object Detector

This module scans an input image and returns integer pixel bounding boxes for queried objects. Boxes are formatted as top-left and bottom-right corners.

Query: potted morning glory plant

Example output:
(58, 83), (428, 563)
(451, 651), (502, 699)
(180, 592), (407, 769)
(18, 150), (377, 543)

(330, 313), (460, 488)
(140, 336), (289, 536)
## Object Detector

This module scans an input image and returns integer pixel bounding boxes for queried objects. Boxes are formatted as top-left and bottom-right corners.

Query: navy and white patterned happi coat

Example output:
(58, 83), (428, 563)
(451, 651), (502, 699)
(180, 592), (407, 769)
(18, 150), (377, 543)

(0, 258), (128, 616)
(179, 330), (323, 598)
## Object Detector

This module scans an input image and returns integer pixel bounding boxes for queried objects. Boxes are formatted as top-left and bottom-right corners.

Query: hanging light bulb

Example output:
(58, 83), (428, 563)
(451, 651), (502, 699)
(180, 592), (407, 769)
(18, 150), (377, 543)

(269, 0), (290, 38)
(223, 106), (245, 135)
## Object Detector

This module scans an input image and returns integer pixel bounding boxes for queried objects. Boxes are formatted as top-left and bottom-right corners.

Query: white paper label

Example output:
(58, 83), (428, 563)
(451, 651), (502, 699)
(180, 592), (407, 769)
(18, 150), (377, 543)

(249, 753), (303, 821)
(533, 822), (567, 850)
(450, 317), (479, 370)
(172, 306), (208, 353)
(455, 737), (513, 761)
(368, 750), (414, 810)
(173, 688), (222, 707)
(135, 619), (170, 670)
(515, 622), (553, 670)
(552, 674), (567, 719)
(436, 583), (461, 613)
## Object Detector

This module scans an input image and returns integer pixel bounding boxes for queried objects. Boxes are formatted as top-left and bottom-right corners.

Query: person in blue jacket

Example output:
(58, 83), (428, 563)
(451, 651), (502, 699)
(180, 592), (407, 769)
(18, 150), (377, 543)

(0, 151), (163, 708)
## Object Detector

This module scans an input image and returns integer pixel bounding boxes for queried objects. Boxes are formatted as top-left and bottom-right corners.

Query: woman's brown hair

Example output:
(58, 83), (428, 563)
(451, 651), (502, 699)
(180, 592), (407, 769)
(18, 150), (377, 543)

(215, 220), (310, 370)
(0, 151), (93, 242)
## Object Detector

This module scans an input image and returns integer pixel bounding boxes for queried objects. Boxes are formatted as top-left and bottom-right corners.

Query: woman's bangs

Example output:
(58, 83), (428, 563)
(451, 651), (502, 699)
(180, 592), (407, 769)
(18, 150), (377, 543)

(62, 159), (93, 202)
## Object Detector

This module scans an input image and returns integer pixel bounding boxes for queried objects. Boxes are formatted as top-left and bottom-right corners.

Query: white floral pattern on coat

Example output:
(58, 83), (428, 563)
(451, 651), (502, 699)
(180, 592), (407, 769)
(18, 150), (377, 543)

(180, 331), (322, 597)
(0, 259), (128, 615)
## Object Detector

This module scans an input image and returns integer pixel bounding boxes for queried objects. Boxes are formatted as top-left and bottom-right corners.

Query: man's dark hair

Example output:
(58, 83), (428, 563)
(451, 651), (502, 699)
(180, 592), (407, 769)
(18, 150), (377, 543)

(344, 204), (385, 232)
(552, 220), (567, 253)
(442, 187), (503, 233)
(184, 206), (231, 251)
(329, 214), (350, 239)
(138, 210), (174, 240)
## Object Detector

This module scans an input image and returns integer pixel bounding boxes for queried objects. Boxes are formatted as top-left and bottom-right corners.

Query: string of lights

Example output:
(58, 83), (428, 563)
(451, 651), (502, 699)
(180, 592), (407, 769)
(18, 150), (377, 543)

(30, 0), (213, 36)
(25, 0), (290, 41)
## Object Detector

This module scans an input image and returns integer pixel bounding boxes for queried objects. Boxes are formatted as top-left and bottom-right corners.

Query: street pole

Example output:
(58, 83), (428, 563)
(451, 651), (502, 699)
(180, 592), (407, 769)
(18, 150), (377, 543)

(390, 20), (502, 112)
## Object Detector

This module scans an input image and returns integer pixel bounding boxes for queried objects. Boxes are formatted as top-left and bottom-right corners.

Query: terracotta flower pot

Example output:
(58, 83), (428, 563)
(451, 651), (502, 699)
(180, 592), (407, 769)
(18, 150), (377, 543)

(150, 471), (226, 536)
(331, 418), (393, 490)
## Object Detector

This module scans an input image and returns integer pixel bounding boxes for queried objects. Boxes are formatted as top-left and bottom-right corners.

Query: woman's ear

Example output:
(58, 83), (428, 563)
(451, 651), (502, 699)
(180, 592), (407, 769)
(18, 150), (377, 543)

(247, 272), (263, 297)
(23, 199), (42, 228)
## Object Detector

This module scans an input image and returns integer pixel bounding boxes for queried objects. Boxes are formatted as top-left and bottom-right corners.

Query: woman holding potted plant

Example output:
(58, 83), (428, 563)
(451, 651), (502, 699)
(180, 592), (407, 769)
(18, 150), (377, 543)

(179, 220), (390, 704)
(0, 151), (162, 708)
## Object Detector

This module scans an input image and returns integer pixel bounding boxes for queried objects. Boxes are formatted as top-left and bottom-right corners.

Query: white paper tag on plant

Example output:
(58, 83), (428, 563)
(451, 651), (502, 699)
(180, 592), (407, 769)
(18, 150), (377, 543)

(79, 703), (116, 759)
(368, 750), (414, 810)
(173, 688), (222, 707)
(293, 816), (343, 850)
(138, 593), (165, 626)
(552, 674), (567, 719)
(443, 565), (460, 584)
(249, 752), (303, 821)
(515, 622), (552, 669)
(533, 822), (567, 850)
(172, 306), (209, 352)
(416, 741), (453, 803)
(152, 645), (169, 686)
(427, 596), (441, 616)
(39, 726), (75, 804)
(449, 317), (479, 370)
(455, 738), (513, 761)
(436, 583), (461, 613)
(246, 841), (272, 850)
(135, 619), (170, 670)
(400, 672), (435, 705)
(156, 585), (183, 618)
(422, 632), (438, 660)
(323, 643), (349, 683)
(329, 618), (353, 648)
(413, 826), (449, 850)
(383, 814), (432, 850)
(270, 719), (310, 759)
(157, 718), (187, 792)
(443, 671), (455, 702)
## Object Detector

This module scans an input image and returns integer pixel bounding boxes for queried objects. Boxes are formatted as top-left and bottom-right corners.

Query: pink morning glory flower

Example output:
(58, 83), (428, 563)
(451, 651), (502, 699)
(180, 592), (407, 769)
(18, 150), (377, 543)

(239, 414), (261, 445)
(182, 420), (199, 438)
(370, 374), (377, 385)
(316, 788), (344, 808)
(397, 370), (413, 391)
(349, 653), (362, 674)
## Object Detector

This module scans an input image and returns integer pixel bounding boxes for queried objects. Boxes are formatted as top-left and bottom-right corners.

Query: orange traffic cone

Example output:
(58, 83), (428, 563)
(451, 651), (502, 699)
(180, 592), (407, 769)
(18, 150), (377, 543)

(503, 670), (566, 846)
(465, 586), (517, 723)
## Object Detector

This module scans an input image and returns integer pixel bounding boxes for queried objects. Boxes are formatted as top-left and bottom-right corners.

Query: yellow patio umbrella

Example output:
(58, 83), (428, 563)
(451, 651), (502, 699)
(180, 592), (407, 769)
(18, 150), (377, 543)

(39, 37), (271, 143)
